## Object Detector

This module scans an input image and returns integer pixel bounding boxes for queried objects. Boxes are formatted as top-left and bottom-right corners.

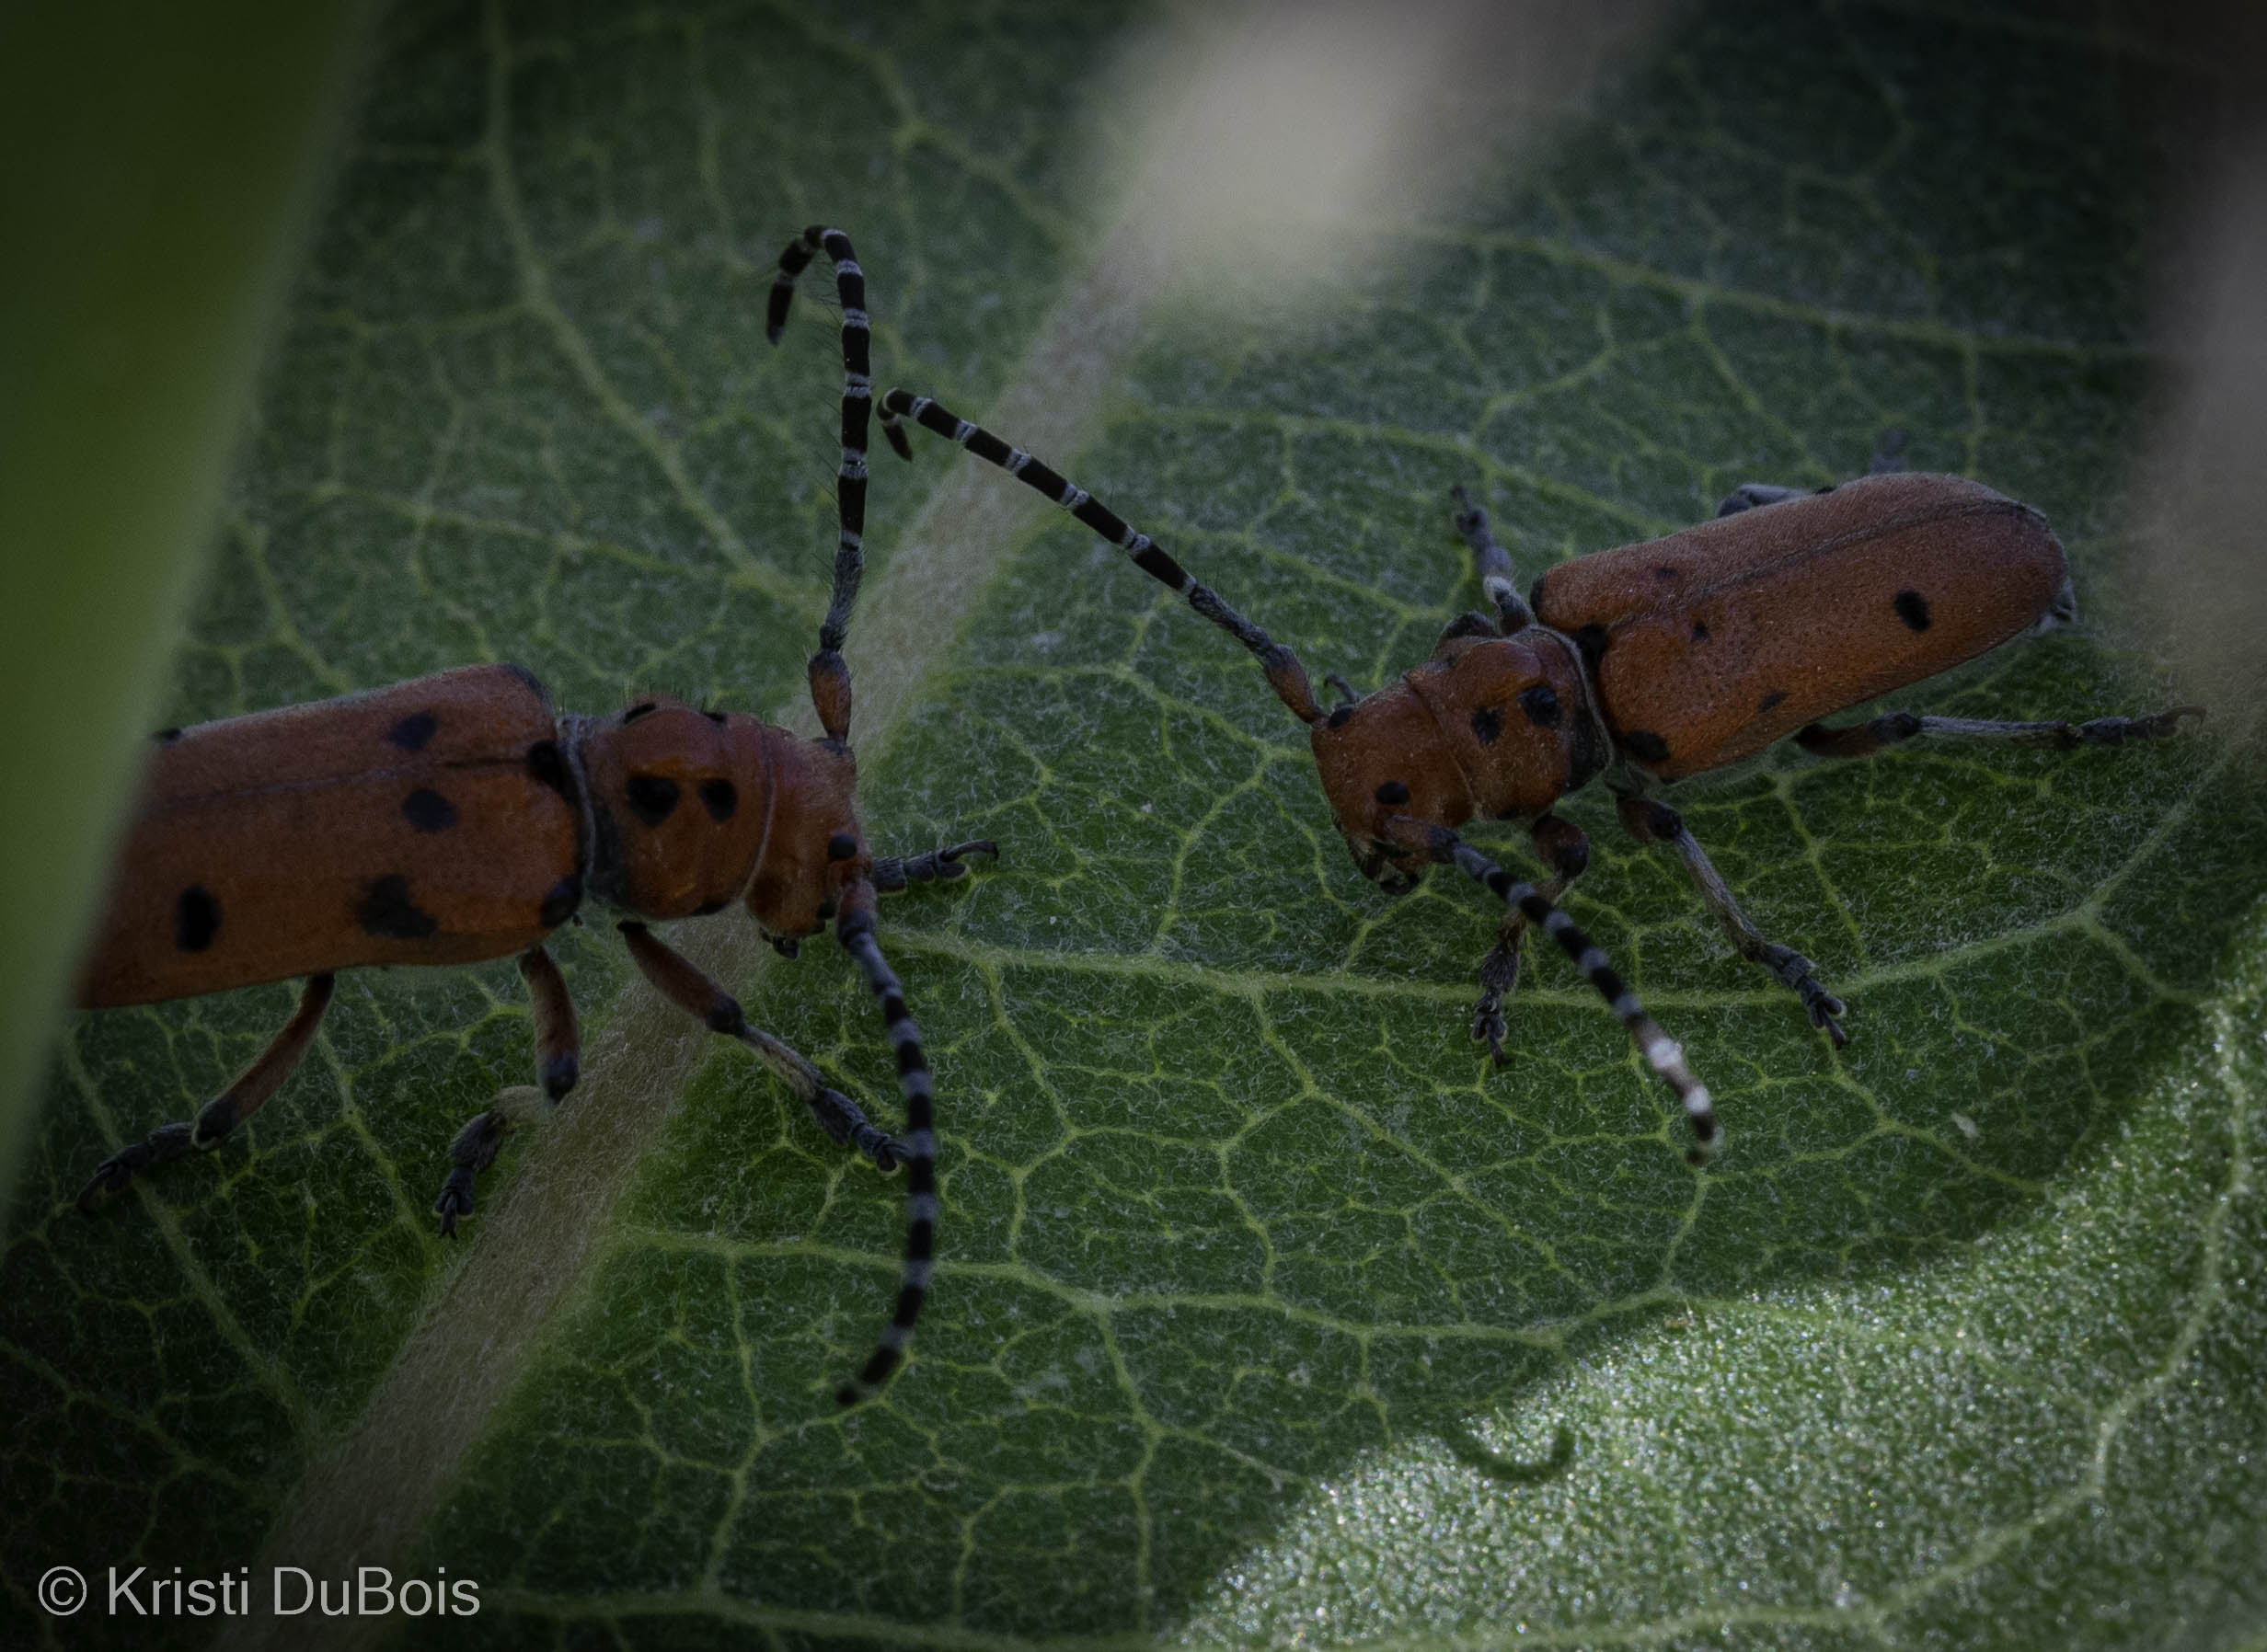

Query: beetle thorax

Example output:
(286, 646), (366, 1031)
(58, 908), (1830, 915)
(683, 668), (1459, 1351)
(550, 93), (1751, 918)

(1308, 630), (1602, 889)
(576, 699), (775, 919)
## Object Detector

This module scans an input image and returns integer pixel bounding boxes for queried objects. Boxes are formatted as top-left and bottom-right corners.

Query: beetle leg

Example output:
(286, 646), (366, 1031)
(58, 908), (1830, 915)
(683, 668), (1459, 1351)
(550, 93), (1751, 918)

(1796, 705), (2204, 759)
(432, 947), (582, 1236)
(1391, 820), (1719, 1161)
(616, 922), (907, 1173)
(1447, 484), (1535, 630)
(77, 973), (335, 1213)
(880, 388), (1327, 726)
(519, 945), (581, 1099)
(1713, 483), (1812, 517)
(871, 839), (999, 892)
(1720, 435), (1900, 516)
(1324, 673), (1362, 708)
(1472, 814), (1592, 1062)
(1617, 794), (1849, 1048)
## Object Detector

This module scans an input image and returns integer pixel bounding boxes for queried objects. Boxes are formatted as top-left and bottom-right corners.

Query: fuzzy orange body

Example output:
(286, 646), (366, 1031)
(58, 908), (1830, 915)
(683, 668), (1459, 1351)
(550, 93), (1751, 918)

(82, 665), (581, 1007)
(1530, 473), (2069, 782)
(78, 667), (872, 1011)
(1311, 472), (2070, 884)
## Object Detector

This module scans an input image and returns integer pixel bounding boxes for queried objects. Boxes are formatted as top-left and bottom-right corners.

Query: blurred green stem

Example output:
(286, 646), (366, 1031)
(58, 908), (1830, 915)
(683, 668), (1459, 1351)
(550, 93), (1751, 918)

(0, 0), (377, 1213)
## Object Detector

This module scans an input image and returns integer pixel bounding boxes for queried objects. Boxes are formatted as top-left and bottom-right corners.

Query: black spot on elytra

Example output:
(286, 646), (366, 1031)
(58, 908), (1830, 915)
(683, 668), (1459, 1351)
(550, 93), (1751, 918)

(540, 874), (581, 928)
(526, 740), (573, 800)
(1690, 619), (1710, 642)
(1893, 589), (1932, 631)
(697, 778), (738, 822)
(625, 774), (679, 826)
(1470, 706), (1502, 745)
(1624, 729), (1671, 763)
(401, 788), (457, 833)
(701, 707), (727, 726)
(1519, 684), (1560, 728)
(388, 711), (438, 751)
(827, 832), (858, 861)
(154, 727), (182, 743)
(361, 875), (438, 939)
(1375, 781), (1410, 806)
(1758, 689), (1788, 713)
(1327, 706), (1352, 729)
(1654, 565), (1679, 581)
(622, 701), (658, 724)
(174, 885), (220, 952)
(693, 897), (729, 917)
(1571, 624), (1610, 670)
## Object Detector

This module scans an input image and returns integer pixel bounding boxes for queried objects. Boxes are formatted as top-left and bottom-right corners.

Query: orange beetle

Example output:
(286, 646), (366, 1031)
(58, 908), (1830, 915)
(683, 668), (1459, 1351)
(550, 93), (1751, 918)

(877, 393), (2199, 1162)
(73, 228), (989, 1405)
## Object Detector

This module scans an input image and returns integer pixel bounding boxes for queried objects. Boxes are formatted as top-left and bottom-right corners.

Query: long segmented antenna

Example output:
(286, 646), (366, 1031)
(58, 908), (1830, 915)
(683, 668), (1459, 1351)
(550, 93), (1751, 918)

(1421, 827), (1718, 1161)
(833, 881), (938, 1405)
(768, 226), (913, 742)
(879, 388), (1324, 725)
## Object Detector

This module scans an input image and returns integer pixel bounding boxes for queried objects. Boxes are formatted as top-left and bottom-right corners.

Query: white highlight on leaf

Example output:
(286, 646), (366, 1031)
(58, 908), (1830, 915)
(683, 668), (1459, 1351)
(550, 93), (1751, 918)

(1111, 0), (1668, 315)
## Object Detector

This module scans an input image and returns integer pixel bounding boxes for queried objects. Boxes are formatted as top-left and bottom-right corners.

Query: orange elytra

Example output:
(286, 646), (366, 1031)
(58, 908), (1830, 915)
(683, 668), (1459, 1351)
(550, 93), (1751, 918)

(72, 227), (993, 1406)
(875, 396), (2201, 1163)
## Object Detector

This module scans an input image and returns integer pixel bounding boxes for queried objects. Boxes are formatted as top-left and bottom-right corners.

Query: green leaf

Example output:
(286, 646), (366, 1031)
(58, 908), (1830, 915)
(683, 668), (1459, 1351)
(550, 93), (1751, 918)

(8, 3), (2266, 1649)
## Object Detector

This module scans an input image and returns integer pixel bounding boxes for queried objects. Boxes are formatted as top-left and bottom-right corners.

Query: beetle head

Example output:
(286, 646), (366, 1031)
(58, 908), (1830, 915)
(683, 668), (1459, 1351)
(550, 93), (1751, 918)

(742, 726), (868, 944)
(1310, 683), (1471, 891)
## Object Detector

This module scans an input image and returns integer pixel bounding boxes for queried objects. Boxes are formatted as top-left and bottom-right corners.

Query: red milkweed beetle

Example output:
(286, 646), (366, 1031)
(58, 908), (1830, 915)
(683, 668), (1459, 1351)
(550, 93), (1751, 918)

(73, 227), (989, 1405)
(876, 394), (2201, 1162)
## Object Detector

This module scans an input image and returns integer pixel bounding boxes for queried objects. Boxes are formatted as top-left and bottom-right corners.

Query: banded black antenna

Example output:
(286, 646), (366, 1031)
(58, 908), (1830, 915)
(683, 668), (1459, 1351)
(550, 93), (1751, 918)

(766, 228), (945, 1401)
(879, 388), (1327, 727)
(832, 883), (937, 1405)
(768, 226), (913, 746)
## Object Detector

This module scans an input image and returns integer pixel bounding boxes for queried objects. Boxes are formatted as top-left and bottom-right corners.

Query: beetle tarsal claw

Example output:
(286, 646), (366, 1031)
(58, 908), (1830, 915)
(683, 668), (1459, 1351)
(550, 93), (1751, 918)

(1757, 944), (1848, 1046)
(872, 838), (1001, 891)
(1470, 1002), (1511, 1063)
(1805, 988), (1851, 1048)
(1470, 930), (1527, 1062)
(75, 1122), (199, 1212)
(432, 1092), (543, 1236)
